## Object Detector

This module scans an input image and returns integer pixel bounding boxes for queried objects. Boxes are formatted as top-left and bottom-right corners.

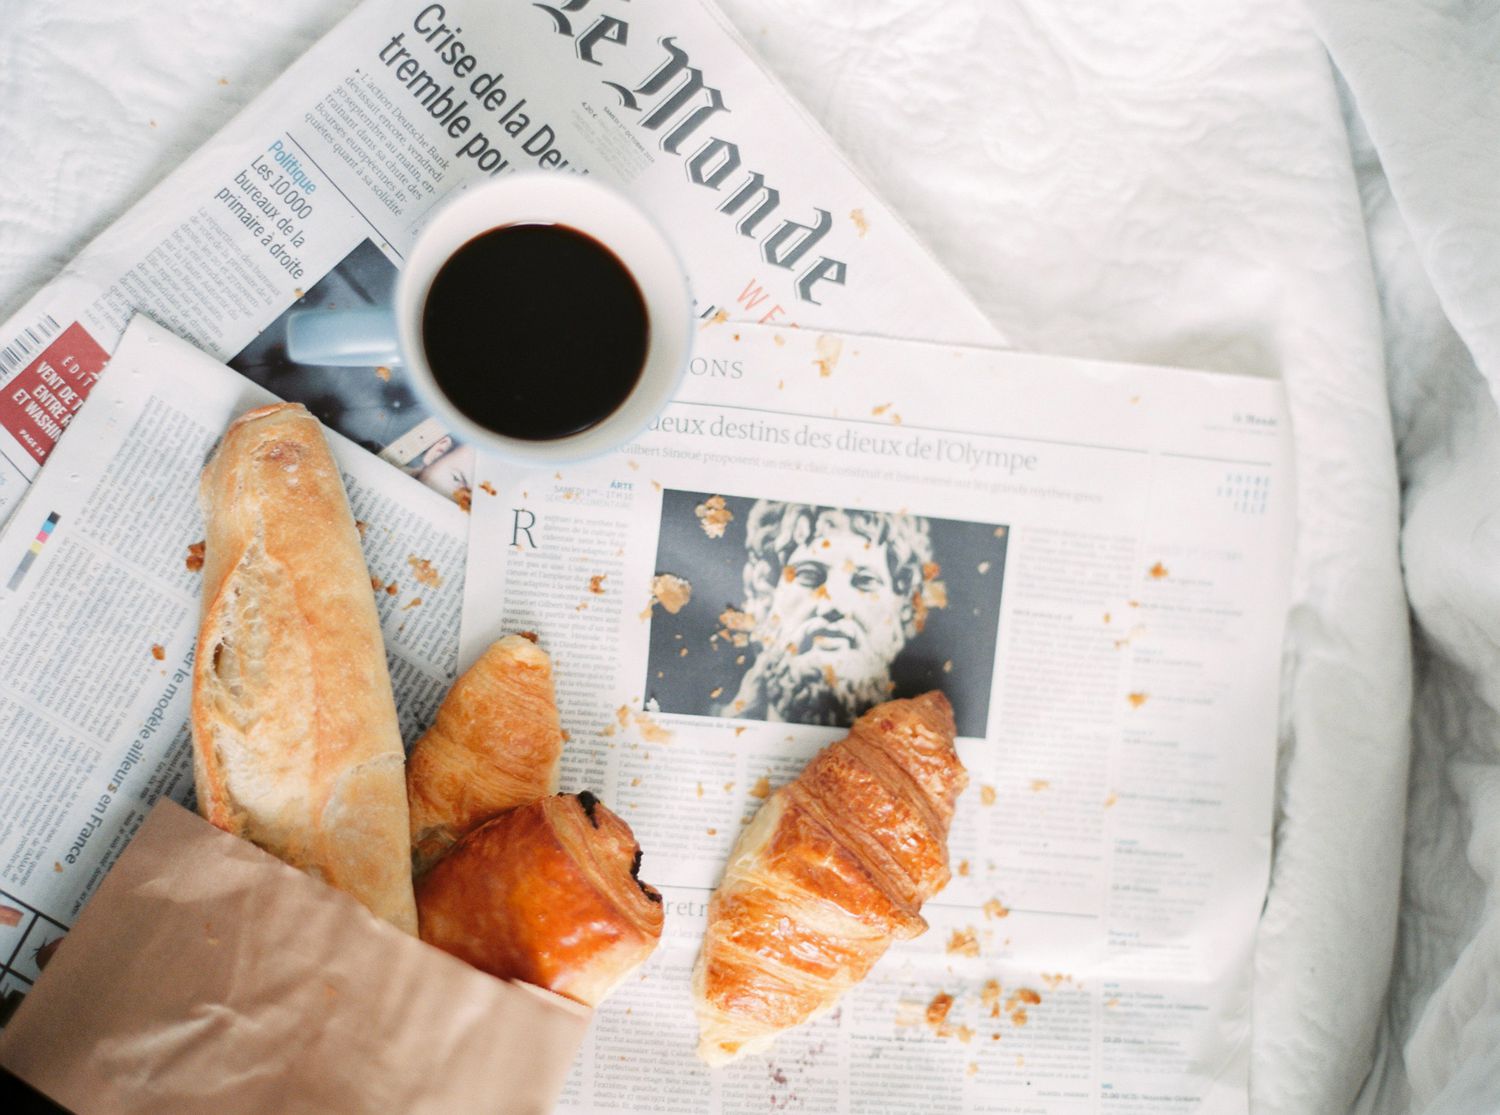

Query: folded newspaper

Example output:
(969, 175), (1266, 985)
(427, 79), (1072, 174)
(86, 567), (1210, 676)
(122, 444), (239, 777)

(461, 323), (1294, 1113)
(0, 0), (999, 532)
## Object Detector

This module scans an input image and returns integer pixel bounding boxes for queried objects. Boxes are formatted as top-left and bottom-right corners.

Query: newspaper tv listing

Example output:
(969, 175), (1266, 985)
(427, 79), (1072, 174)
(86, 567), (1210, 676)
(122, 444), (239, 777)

(0, 317), (468, 1028)
(461, 322), (1295, 1114)
(0, 0), (1000, 534)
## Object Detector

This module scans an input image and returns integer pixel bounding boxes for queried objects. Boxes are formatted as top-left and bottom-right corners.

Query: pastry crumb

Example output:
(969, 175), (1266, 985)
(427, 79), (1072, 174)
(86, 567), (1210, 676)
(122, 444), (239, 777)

(452, 487), (472, 512)
(983, 898), (1010, 920)
(979, 785), (997, 806)
(946, 927), (980, 957)
(408, 555), (443, 588)
(925, 992), (954, 1027)
(589, 574), (607, 595)
(981, 979), (1002, 1017)
(479, 480), (498, 496)
(632, 710), (673, 743)
(150, 644), (165, 661)
(402, 597), (423, 610)
(749, 775), (772, 799)
(185, 541), (206, 572)
(813, 334), (843, 377)
(695, 495), (733, 538)
(650, 573), (692, 614)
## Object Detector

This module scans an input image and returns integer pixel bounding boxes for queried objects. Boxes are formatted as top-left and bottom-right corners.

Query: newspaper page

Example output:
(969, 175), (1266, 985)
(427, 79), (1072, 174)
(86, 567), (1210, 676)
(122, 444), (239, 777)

(461, 323), (1295, 1113)
(0, 0), (1000, 532)
(0, 317), (468, 1026)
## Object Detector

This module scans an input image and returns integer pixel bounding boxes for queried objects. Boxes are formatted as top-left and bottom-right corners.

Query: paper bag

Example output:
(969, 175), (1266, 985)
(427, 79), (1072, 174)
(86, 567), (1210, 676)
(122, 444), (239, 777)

(0, 801), (590, 1115)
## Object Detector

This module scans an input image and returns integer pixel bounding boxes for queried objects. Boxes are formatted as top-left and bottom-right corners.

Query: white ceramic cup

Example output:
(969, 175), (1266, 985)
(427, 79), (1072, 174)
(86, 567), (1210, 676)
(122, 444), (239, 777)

(394, 174), (692, 465)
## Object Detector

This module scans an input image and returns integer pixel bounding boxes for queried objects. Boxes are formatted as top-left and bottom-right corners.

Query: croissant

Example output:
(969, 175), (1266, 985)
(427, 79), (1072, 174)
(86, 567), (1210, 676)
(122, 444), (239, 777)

(693, 691), (967, 1064)
(407, 634), (564, 875)
(417, 793), (664, 1006)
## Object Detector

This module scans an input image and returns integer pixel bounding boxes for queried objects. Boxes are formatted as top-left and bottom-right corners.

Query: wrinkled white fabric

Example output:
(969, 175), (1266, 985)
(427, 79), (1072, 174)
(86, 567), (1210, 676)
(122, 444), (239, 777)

(3, 1), (1494, 1112)
(1308, 3), (1500, 1111)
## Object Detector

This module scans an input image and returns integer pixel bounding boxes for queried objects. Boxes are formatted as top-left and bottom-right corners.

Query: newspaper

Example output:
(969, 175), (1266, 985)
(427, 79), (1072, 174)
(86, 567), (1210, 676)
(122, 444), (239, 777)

(0, 0), (999, 532)
(461, 323), (1295, 1113)
(0, 316), (467, 1026)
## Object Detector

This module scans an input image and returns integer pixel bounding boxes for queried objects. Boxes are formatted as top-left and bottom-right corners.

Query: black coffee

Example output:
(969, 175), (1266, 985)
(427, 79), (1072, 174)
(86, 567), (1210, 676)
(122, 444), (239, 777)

(421, 223), (649, 440)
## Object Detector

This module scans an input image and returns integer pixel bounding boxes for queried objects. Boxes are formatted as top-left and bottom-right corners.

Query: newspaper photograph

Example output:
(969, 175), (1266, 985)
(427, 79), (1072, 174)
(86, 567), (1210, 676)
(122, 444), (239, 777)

(461, 323), (1295, 1113)
(0, 0), (1000, 531)
(642, 491), (1007, 734)
(0, 317), (467, 1026)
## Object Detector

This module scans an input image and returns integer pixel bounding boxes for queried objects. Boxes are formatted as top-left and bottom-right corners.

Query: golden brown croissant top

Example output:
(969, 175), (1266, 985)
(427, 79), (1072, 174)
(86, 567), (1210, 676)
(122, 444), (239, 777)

(417, 793), (664, 1006)
(407, 634), (564, 875)
(693, 691), (966, 1064)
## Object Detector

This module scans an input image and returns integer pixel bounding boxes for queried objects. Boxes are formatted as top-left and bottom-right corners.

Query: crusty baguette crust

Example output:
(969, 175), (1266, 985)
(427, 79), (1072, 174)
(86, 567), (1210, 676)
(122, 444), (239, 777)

(407, 634), (564, 876)
(417, 793), (664, 1006)
(692, 691), (966, 1064)
(192, 402), (417, 934)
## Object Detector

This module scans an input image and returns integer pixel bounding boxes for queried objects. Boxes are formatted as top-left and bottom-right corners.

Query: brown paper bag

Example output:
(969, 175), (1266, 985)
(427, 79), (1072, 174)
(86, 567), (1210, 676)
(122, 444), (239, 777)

(0, 801), (589, 1115)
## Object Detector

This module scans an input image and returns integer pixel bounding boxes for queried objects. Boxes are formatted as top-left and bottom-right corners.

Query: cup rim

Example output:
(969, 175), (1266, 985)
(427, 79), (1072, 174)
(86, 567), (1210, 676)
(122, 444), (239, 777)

(395, 174), (692, 466)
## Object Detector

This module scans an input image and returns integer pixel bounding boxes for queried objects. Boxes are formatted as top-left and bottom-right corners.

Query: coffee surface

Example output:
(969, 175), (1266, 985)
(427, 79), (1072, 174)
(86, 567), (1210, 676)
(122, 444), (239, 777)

(421, 223), (649, 440)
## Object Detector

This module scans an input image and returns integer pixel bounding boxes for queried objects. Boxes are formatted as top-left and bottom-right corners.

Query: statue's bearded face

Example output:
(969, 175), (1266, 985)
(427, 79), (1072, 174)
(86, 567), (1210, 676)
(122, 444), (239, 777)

(752, 525), (909, 725)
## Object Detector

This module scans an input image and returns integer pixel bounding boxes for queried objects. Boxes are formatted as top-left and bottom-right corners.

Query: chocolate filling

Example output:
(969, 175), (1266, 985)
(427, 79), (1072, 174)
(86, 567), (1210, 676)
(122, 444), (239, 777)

(576, 790), (601, 827)
(630, 847), (662, 903)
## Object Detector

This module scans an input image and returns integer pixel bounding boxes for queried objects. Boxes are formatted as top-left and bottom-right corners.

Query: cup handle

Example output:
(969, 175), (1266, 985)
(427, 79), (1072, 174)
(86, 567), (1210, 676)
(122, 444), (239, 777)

(285, 308), (403, 368)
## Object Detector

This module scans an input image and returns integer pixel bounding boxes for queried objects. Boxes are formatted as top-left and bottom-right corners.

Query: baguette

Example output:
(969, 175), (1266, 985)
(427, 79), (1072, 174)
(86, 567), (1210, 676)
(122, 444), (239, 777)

(192, 403), (417, 934)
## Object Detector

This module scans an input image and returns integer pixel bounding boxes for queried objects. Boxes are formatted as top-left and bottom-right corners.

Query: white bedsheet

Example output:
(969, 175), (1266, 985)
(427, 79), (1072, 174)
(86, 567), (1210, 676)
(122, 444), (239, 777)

(2, 2), (1493, 1112)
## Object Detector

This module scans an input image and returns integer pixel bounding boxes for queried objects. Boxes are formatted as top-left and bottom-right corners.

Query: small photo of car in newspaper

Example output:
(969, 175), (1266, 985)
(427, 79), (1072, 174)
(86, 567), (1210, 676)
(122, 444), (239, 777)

(643, 489), (1008, 737)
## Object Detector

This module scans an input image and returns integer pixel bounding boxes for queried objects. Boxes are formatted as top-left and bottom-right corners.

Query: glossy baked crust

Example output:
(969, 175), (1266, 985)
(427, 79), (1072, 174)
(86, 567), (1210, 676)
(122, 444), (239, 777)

(406, 634), (564, 875)
(192, 403), (417, 933)
(692, 691), (966, 1063)
(417, 793), (664, 1006)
